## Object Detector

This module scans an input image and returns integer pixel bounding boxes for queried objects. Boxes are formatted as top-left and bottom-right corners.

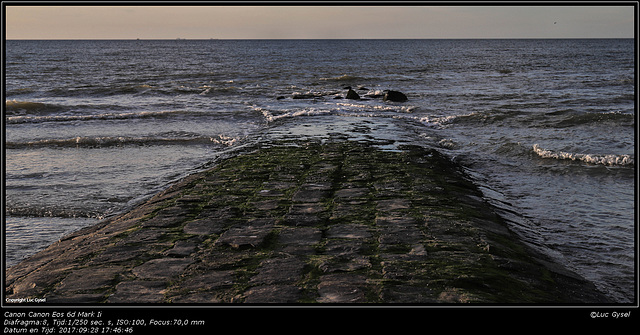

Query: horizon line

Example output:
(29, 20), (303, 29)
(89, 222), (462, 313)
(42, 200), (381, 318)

(6, 37), (634, 40)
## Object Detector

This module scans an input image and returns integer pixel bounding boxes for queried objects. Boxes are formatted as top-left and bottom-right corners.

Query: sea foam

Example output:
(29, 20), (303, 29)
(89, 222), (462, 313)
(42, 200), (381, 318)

(532, 144), (634, 167)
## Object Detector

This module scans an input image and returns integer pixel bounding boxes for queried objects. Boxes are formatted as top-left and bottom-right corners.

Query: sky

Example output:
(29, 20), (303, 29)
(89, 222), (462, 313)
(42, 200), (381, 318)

(4, 4), (636, 39)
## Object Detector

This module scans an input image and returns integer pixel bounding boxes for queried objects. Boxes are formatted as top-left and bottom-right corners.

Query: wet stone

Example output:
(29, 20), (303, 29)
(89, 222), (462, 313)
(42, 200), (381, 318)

(120, 228), (164, 244)
(243, 285), (302, 303)
(132, 258), (194, 280)
(276, 227), (321, 255)
(142, 206), (190, 227)
(319, 255), (371, 273)
(251, 199), (281, 211)
(378, 225), (424, 247)
(262, 181), (296, 190)
(323, 239), (364, 257)
(375, 215), (419, 227)
(90, 244), (148, 264)
(169, 292), (223, 303)
(55, 266), (123, 293)
(380, 285), (437, 304)
(215, 224), (275, 249)
(183, 218), (228, 235)
(292, 189), (329, 202)
(197, 206), (240, 219)
(249, 257), (305, 285)
(377, 199), (411, 212)
(278, 244), (316, 256)
(326, 224), (372, 239)
(334, 188), (369, 200)
(45, 293), (106, 304)
(283, 214), (324, 227)
(257, 189), (284, 197)
(380, 260), (430, 281)
(107, 280), (167, 303)
(177, 270), (235, 291)
(278, 227), (322, 245)
(163, 239), (200, 257)
(176, 194), (208, 204)
(7, 269), (70, 298)
(258, 181), (295, 197)
(197, 246), (254, 265)
(289, 203), (326, 215)
(374, 183), (405, 197)
(317, 274), (368, 303)
(284, 203), (327, 226)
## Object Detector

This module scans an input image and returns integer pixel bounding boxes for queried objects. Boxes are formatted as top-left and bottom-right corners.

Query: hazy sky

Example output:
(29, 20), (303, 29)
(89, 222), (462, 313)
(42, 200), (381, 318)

(4, 5), (636, 39)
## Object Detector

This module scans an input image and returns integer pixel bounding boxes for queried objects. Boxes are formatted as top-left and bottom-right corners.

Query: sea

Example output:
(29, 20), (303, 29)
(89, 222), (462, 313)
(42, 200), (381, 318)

(4, 39), (635, 303)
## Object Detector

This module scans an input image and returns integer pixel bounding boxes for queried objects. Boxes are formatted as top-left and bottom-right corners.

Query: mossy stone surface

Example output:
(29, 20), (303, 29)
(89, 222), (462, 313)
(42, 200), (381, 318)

(5, 140), (610, 304)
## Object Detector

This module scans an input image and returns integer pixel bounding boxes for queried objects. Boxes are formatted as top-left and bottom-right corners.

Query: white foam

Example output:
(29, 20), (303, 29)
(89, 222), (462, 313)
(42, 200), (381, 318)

(532, 144), (634, 166)
(7, 133), (244, 149)
(258, 107), (336, 123)
(6, 110), (193, 124)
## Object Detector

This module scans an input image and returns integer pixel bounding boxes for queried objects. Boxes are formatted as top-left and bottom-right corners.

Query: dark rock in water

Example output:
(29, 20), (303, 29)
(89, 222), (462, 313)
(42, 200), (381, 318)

(276, 96), (285, 100)
(383, 90), (408, 102)
(346, 88), (360, 100)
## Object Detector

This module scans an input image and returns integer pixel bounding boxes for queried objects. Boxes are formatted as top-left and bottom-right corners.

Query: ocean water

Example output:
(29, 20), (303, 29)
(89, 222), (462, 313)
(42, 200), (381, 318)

(4, 39), (635, 303)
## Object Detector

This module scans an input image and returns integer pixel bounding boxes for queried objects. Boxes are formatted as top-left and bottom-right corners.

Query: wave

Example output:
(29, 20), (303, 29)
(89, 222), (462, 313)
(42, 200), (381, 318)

(6, 110), (199, 124)
(335, 101), (417, 113)
(257, 104), (416, 124)
(548, 110), (635, 128)
(43, 84), (173, 97)
(414, 111), (523, 129)
(532, 144), (634, 167)
(5, 100), (65, 115)
(319, 74), (367, 82)
(415, 113), (475, 128)
(6, 134), (244, 149)
(415, 110), (635, 129)
(255, 95), (420, 123)
(40, 82), (245, 98)
(6, 205), (106, 220)
(6, 87), (38, 96)
(258, 107), (335, 123)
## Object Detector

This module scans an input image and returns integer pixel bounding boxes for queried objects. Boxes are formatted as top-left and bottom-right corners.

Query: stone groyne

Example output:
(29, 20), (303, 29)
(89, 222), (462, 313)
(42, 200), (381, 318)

(5, 140), (610, 304)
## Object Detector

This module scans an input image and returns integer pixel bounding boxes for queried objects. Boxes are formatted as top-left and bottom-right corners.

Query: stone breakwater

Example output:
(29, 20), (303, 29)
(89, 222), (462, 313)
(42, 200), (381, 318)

(5, 140), (610, 304)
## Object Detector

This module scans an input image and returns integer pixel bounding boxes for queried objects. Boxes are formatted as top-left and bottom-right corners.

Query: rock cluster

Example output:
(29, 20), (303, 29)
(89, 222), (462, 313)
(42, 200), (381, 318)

(277, 86), (409, 102)
(383, 90), (408, 102)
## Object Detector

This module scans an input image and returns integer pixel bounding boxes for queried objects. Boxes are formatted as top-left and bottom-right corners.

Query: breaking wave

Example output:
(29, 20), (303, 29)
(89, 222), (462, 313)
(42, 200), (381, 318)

(6, 134), (244, 149)
(258, 107), (335, 123)
(5, 100), (65, 115)
(319, 74), (368, 82)
(541, 110), (635, 128)
(532, 144), (634, 167)
(6, 110), (200, 124)
(6, 205), (106, 220)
